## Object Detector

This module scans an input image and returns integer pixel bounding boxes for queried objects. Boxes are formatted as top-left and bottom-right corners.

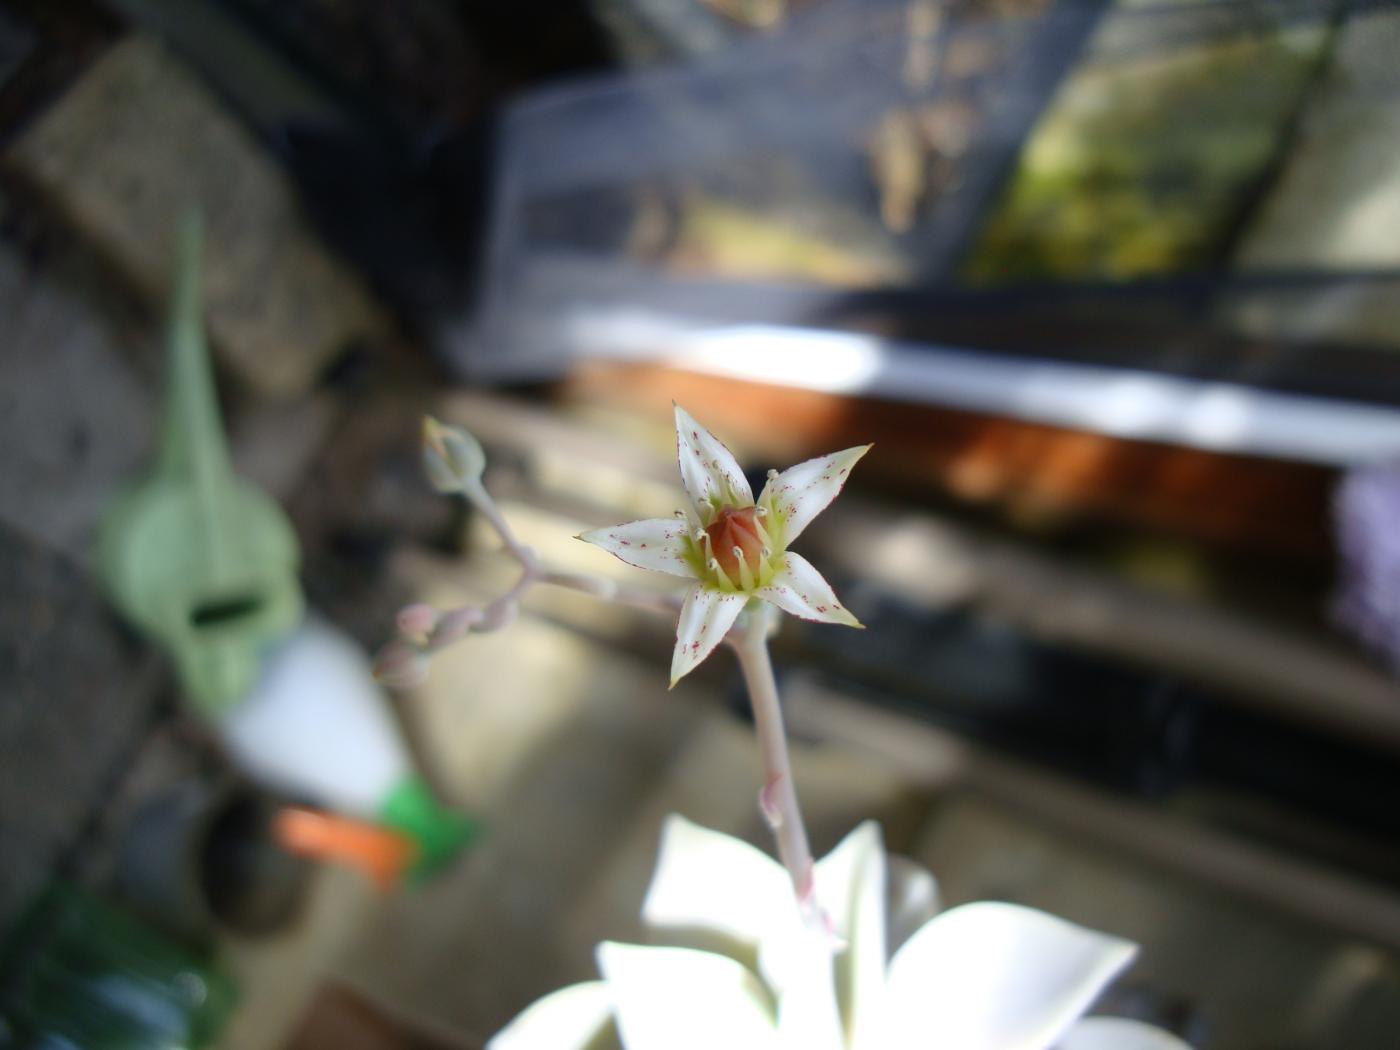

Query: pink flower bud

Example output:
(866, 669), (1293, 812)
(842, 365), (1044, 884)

(396, 603), (440, 640)
(372, 639), (428, 689)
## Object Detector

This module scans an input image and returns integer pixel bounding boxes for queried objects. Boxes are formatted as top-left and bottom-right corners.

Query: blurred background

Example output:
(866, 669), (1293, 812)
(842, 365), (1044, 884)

(3, 0), (1400, 1046)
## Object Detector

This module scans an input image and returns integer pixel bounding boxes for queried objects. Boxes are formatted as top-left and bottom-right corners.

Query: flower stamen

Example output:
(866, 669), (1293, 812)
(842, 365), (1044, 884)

(707, 557), (735, 590)
(733, 546), (757, 591)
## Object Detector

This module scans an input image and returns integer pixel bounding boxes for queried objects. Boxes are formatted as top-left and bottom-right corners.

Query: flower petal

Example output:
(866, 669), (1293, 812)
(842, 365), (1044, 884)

(885, 855), (940, 955)
(1057, 1018), (1195, 1050)
(597, 942), (778, 1050)
(644, 816), (842, 1050)
(487, 981), (620, 1050)
(579, 518), (697, 578)
(756, 552), (861, 627)
(676, 405), (753, 514)
(882, 901), (1138, 1050)
(814, 822), (888, 1050)
(760, 445), (871, 545)
(773, 924), (846, 1050)
(643, 814), (790, 947)
(671, 585), (748, 685)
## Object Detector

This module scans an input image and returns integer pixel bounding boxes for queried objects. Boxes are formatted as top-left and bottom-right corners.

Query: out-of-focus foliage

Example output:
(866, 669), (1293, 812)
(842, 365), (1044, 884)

(966, 26), (1325, 282)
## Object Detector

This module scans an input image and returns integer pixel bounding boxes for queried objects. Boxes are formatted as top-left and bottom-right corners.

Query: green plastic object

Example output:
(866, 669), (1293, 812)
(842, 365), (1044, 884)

(379, 776), (480, 881)
(99, 214), (302, 716)
(0, 884), (237, 1050)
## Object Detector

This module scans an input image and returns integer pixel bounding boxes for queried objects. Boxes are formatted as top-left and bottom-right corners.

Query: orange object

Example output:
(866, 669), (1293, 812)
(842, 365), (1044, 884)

(273, 806), (418, 891)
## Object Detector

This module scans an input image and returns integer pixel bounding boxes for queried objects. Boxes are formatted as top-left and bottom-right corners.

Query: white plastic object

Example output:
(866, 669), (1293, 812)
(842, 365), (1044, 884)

(220, 617), (412, 817)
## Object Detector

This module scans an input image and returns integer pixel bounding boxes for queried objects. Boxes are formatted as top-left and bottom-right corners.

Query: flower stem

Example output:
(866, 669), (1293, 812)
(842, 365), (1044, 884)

(537, 569), (686, 617)
(463, 479), (535, 565)
(463, 480), (685, 618)
(732, 603), (818, 918)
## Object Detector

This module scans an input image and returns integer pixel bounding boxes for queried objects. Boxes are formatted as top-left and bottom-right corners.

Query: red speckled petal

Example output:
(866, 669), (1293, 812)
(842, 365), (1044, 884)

(579, 518), (697, 579)
(757, 552), (861, 627)
(676, 405), (753, 513)
(760, 445), (871, 545)
(671, 584), (747, 685)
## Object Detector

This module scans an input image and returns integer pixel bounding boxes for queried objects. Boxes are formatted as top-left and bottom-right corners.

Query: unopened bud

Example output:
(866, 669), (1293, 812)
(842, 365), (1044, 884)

(422, 416), (486, 493)
(372, 639), (429, 689)
(396, 603), (440, 640)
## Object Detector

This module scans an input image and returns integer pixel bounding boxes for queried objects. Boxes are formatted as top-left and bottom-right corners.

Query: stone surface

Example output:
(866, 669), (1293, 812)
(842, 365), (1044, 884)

(0, 523), (161, 934)
(8, 34), (388, 398)
(0, 237), (155, 563)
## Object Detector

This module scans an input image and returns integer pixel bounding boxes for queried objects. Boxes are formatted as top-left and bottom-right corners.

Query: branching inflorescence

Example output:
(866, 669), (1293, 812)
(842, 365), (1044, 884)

(377, 407), (870, 920)
(378, 406), (1195, 1050)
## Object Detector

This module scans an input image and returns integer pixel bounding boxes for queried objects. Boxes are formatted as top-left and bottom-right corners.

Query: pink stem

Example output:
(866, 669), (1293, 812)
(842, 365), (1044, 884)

(538, 569), (685, 617)
(731, 605), (818, 918)
(463, 479), (535, 565)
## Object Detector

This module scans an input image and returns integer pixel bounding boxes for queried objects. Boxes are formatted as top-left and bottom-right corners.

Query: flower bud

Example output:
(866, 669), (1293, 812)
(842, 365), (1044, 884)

(372, 638), (429, 689)
(422, 416), (486, 493)
(396, 602), (440, 640)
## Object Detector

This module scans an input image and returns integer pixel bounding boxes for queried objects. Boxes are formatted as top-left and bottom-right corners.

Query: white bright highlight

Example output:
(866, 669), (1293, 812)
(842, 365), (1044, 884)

(568, 310), (1400, 466)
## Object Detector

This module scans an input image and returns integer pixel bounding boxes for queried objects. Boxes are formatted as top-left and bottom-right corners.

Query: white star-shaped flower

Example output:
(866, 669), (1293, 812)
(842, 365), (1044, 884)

(580, 406), (870, 685)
